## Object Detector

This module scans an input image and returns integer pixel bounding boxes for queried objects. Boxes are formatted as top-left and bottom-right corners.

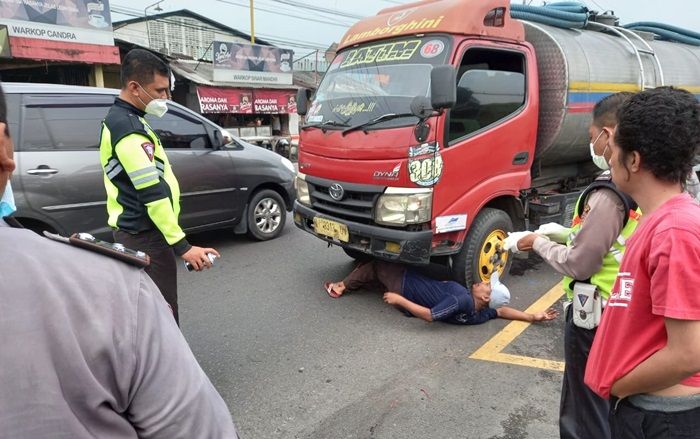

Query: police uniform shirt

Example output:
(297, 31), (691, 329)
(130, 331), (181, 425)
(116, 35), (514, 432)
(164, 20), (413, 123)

(0, 221), (237, 438)
(100, 98), (190, 256)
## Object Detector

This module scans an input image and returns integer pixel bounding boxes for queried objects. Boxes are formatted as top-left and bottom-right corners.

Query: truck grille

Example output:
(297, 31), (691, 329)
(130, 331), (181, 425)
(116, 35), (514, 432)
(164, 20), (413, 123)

(306, 176), (385, 224)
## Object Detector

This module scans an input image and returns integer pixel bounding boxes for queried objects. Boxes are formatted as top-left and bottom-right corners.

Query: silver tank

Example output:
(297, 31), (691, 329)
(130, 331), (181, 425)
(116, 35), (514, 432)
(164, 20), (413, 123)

(522, 21), (700, 166)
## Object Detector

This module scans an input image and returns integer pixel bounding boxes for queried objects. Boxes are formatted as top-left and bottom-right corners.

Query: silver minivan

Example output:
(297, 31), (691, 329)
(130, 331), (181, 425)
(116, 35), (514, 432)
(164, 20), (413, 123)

(5, 83), (296, 241)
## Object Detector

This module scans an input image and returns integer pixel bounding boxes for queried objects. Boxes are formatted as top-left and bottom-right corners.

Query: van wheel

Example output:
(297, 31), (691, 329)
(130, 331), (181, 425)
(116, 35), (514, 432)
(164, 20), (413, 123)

(342, 247), (372, 262)
(247, 189), (286, 241)
(452, 208), (512, 286)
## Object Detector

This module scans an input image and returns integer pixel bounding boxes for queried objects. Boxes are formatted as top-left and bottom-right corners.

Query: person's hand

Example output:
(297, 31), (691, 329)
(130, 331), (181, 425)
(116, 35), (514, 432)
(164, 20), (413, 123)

(181, 246), (220, 271)
(532, 307), (559, 322)
(383, 292), (403, 306)
(516, 233), (539, 251)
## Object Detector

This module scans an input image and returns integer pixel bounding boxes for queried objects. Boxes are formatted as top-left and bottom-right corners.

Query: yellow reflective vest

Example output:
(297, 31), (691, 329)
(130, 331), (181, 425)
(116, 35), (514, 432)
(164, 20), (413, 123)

(99, 98), (190, 255)
(562, 177), (641, 301)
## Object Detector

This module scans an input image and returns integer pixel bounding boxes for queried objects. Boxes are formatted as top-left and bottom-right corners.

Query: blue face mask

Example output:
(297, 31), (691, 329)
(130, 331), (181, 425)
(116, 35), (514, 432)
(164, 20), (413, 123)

(0, 181), (17, 218)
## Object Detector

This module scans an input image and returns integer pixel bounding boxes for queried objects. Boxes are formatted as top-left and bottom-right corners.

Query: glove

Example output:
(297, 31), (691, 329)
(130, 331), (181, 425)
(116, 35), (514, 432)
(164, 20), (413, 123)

(534, 222), (571, 244)
(504, 231), (532, 254)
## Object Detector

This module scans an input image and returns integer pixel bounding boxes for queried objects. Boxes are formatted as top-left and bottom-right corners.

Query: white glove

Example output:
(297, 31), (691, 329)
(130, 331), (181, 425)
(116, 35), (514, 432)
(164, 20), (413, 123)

(504, 231), (532, 254)
(534, 222), (571, 244)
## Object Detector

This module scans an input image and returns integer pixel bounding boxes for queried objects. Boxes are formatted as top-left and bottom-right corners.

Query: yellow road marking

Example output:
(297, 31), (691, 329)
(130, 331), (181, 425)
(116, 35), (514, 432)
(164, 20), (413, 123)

(470, 283), (566, 372)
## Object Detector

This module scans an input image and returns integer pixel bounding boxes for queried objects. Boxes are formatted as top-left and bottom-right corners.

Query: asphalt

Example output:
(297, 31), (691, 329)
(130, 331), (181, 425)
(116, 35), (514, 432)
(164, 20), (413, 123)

(179, 215), (565, 439)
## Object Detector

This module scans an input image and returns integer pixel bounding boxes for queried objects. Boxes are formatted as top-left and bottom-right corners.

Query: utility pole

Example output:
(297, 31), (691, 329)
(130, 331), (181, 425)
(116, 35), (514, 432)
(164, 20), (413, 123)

(249, 0), (255, 44)
(314, 49), (319, 85)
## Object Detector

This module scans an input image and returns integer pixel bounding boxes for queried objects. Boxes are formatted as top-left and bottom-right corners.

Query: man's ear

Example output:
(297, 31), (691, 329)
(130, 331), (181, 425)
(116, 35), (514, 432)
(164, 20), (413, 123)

(629, 150), (642, 173)
(126, 81), (140, 96)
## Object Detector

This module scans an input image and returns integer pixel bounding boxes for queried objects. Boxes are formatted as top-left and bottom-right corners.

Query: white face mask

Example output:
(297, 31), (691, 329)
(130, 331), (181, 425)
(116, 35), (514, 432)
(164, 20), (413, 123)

(589, 130), (609, 170)
(136, 83), (169, 118)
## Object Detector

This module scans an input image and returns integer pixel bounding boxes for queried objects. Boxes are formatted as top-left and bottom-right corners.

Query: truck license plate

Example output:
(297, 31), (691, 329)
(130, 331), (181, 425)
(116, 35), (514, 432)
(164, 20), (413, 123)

(313, 217), (349, 242)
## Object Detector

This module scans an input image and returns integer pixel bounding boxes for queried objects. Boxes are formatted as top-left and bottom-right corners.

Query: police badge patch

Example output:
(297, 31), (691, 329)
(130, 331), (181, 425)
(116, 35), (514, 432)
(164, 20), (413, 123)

(141, 142), (155, 161)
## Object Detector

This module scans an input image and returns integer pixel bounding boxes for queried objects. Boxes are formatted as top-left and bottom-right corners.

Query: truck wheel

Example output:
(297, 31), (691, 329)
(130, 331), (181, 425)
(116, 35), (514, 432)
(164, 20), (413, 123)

(342, 247), (373, 262)
(247, 189), (286, 241)
(452, 208), (513, 286)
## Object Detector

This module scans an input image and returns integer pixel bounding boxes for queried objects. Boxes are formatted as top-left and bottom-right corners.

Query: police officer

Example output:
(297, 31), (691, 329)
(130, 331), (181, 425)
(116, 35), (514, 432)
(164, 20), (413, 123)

(100, 49), (219, 324)
(0, 84), (238, 438)
(515, 92), (641, 439)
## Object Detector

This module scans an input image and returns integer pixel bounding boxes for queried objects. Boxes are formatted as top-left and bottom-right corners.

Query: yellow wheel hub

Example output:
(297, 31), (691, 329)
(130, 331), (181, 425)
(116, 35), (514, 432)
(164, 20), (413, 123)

(478, 229), (509, 282)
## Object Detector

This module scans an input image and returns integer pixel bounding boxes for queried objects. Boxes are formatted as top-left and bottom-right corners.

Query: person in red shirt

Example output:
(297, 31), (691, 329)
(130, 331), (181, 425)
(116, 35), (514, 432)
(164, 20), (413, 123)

(584, 87), (700, 438)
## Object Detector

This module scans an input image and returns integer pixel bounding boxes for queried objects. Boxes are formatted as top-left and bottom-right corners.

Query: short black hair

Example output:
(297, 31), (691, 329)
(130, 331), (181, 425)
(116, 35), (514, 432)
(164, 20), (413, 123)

(592, 92), (634, 128)
(615, 86), (700, 184)
(120, 49), (170, 88)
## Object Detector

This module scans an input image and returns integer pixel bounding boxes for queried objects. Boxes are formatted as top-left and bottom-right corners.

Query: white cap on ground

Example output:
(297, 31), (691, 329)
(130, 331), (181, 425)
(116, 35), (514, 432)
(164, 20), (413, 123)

(489, 271), (511, 309)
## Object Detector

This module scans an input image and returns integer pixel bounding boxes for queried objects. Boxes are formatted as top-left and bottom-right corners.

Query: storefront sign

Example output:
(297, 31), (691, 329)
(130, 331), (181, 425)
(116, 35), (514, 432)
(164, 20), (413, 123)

(197, 86), (297, 114)
(212, 41), (293, 85)
(0, 0), (115, 45)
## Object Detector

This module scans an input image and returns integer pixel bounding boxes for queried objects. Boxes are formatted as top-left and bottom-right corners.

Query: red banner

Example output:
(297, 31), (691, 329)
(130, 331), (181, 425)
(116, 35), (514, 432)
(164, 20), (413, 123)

(197, 86), (296, 114)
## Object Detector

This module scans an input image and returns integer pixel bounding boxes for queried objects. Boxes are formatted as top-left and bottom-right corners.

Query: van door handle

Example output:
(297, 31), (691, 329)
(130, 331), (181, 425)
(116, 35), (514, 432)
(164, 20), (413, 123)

(27, 166), (58, 175)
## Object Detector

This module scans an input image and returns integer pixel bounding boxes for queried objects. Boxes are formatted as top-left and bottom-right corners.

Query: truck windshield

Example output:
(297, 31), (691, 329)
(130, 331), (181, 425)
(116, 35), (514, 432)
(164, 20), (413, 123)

(307, 36), (451, 130)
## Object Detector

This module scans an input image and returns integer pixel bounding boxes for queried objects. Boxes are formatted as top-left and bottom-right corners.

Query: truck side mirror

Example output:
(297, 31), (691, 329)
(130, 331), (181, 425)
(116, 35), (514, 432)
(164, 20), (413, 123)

(296, 88), (311, 116)
(430, 65), (456, 110)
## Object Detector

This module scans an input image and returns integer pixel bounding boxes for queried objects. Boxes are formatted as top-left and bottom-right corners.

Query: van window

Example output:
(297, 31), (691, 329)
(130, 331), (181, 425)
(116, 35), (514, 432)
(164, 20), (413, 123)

(22, 104), (110, 150)
(4, 93), (20, 139)
(145, 110), (212, 149)
(448, 48), (525, 144)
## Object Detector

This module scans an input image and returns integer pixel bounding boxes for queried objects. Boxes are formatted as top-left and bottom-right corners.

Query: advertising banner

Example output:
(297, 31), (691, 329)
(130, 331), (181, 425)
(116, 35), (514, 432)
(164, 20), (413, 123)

(197, 86), (297, 115)
(212, 41), (293, 85)
(0, 0), (114, 46)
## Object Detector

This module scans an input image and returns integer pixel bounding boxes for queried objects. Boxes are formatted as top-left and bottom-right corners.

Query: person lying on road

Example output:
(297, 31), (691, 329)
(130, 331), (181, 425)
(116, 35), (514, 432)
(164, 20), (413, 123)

(324, 260), (558, 325)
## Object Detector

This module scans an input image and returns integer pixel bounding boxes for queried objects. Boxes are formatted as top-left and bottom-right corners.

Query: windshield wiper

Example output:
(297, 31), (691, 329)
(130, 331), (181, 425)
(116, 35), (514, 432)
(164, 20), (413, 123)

(301, 120), (349, 131)
(341, 113), (416, 136)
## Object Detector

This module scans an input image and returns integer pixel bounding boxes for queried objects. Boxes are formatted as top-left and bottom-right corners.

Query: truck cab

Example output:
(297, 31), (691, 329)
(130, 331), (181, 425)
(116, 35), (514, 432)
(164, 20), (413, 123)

(294, 0), (538, 285)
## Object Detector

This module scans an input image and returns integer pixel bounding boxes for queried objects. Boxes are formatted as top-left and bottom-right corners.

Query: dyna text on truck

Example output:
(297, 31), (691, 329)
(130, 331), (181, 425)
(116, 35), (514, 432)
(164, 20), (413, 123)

(293, 0), (700, 285)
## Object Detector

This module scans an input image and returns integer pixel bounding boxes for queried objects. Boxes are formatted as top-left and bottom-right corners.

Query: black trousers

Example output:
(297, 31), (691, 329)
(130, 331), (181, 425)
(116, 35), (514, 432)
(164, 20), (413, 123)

(114, 229), (179, 325)
(609, 397), (700, 438)
(560, 305), (610, 439)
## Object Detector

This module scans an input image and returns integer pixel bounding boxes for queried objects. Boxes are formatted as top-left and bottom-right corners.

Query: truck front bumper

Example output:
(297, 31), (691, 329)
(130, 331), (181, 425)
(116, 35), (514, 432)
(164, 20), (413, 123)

(293, 201), (433, 265)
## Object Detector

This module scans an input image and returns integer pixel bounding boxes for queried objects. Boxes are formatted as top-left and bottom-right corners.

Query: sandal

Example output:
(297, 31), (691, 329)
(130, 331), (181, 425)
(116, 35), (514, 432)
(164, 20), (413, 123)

(323, 281), (343, 298)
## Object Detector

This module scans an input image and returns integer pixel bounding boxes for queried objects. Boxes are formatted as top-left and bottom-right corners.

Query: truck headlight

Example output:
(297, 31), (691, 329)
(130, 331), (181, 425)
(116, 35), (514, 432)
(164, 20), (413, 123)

(375, 188), (432, 226)
(296, 174), (310, 205)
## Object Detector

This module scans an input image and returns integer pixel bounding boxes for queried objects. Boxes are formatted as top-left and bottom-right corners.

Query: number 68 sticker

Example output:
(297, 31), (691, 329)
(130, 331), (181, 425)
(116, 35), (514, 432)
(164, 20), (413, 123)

(420, 40), (445, 58)
(409, 154), (444, 186)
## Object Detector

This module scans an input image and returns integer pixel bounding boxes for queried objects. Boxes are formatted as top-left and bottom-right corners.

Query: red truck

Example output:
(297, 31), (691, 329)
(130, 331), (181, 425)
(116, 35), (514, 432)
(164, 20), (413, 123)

(293, 0), (700, 284)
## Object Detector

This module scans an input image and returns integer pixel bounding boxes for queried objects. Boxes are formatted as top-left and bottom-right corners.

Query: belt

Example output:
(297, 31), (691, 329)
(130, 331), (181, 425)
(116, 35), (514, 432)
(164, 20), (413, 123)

(627, 393), (700, 412)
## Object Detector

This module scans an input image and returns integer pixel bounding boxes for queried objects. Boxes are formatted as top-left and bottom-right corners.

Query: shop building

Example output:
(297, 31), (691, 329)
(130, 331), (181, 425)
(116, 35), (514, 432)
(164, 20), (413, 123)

(0, 0), (120, 86)
(114, 10), (301, 146)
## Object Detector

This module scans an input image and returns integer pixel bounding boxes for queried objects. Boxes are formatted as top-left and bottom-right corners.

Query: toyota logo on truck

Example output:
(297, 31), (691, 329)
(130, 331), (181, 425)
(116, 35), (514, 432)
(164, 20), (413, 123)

(329, 183), (345, 201)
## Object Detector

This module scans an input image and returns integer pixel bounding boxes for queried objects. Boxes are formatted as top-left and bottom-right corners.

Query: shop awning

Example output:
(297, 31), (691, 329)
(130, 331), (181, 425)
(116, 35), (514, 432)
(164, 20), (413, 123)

(196, 86), (297, 114)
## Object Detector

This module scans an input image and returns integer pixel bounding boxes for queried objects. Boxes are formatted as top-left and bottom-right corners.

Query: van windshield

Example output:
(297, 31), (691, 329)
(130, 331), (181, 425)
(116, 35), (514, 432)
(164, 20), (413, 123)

(307, 36), (451, 130)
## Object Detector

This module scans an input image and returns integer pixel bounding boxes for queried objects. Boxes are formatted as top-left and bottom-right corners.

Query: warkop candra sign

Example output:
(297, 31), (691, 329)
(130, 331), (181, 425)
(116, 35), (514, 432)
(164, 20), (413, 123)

(0, 0), (114, 45)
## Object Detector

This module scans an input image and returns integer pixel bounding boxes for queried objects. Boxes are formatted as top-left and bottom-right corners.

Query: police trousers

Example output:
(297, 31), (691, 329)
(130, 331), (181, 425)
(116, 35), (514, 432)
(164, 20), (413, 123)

(560, 305), (610, 439)
(114, 229), (179, 325)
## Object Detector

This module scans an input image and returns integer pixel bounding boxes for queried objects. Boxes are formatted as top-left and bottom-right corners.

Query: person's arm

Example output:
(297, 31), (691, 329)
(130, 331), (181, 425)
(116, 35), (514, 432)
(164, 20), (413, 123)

(114, 133), (190, 255)
(127, 273), (238, 438)
(496, 306), (559, 322)
(611, 228), (700, 397)
(522, 190), (625, 280)
(383, 292), (433, 322)
(611, 318), (700, 397)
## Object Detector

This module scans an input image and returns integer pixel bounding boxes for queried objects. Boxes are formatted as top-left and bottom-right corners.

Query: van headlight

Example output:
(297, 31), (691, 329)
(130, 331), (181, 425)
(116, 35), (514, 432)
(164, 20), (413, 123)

(375, 188), (432, 226)
(280, 157), (295, 174)
(296, 173), (310, 205)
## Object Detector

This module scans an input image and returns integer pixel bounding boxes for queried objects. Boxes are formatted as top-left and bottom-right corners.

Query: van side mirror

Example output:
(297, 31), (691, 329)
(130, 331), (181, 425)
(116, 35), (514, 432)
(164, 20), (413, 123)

(430, 65), (456, 110)
(296, 88), (311, 116)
